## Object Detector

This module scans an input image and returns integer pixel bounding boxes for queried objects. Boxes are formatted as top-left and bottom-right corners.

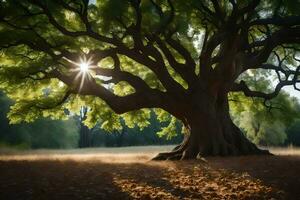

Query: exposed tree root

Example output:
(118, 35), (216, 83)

(152, 151), (183, 160)
(152, 145), (271, 161)
(152, 128), (272, 161)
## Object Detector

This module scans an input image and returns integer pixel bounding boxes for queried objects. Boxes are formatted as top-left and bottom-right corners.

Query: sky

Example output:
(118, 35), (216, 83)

(284, 86), (300, 101)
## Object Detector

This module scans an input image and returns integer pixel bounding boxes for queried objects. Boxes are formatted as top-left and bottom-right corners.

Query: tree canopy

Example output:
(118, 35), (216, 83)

(0, 0), (300, 158)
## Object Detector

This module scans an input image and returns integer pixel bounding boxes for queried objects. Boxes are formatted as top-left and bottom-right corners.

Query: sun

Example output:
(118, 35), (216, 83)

(79, 62), (90, 72)
(77, 56), (93, 73)
(62, 55), (95, 92)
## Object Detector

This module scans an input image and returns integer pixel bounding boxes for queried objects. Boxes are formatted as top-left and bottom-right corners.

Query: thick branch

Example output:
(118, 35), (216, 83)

(50, 70), (172, 114)
(166, 37), (196, 69)
(199, 31), (228, 77)
(246, 26), (300, 69)
(231, 78), (300, 100)
(153, 36), (197, 86)
(117, 47), (186, 94)
(93, 66), (151, 92)
(250, 16), (300, 26)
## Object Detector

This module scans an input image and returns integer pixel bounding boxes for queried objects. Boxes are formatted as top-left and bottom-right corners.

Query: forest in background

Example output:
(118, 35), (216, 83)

(0, 91), (183, 149)
(0, 91), (299, 149)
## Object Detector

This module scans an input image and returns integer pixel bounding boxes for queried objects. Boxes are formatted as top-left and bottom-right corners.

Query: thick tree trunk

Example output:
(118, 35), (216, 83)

(153, 92), (270, 160)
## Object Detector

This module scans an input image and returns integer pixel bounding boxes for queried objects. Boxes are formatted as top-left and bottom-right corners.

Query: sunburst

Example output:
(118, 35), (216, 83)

(64, 55), (94, 92)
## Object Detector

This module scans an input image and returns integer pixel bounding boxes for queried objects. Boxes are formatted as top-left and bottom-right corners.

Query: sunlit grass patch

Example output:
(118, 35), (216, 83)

(267, 146), (300, 155)
(0, 145), (175, 163)
(1, 146), (300, 162)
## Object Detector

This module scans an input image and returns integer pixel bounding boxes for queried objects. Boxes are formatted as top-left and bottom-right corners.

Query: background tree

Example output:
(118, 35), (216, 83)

(286, 119), (300, 146)
(91, 111), (183, 147)
(0, 92), (79, 149)
(0, 0), (300, 159)
(231, 91), (300, 146)
(77, 106), (93, 148)
(230, 70), (300, 146)
(0, 91), (183, 148)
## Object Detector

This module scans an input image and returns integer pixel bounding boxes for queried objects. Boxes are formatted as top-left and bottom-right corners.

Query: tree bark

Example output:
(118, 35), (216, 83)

(153, 92), (270, 160)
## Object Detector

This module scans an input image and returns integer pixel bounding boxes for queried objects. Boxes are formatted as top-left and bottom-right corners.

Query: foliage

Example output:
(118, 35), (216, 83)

(230, 86), (300, 146)
(0, 0), (299, 144)
(0, 91), (182, 148)
(286, 119), (300, 146)
(0, 92), (79, 149)
(91, 112), (183, 147)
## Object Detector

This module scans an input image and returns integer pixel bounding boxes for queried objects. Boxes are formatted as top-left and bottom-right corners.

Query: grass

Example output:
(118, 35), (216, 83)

(0, 145), (299, 162)
(0, 146), (300, 199)
(0, 145), (174, 163)
(267, 145), (300, 155)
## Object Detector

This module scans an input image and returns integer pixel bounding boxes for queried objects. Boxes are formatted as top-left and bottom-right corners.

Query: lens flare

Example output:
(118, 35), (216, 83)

(79, 62), (89, 72)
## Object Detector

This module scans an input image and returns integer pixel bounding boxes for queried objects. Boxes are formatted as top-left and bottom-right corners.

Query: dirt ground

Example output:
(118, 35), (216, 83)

(0, 146), (299, 200)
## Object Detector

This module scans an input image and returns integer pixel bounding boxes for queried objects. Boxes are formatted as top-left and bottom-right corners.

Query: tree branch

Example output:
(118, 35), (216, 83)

(50, 69), (172, 114)
(250, 16), (300, 26)
(231, 72), (300, 100)
(246, 26), (300, 69)
(28, 0), (120, 46)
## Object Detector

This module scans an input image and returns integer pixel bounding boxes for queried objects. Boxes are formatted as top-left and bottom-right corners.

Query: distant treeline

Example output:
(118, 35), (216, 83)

(89, 117), (183, 147)
(0, 92), (299, 149)
(0, 92), (182, 149)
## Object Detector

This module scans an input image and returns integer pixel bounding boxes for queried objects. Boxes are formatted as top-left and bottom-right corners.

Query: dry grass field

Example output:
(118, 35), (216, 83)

(0, 146), (299, 199)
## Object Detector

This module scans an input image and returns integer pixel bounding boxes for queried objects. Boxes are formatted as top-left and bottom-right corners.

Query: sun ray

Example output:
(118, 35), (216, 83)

(63, 55), (107, 91)
(79, 72), (86, 92)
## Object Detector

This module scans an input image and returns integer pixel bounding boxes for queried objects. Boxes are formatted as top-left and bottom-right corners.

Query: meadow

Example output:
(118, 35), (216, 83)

(0, 146), (300, 199)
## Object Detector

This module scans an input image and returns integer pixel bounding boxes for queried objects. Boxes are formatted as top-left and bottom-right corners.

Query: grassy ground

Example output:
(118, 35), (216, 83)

(0, 146), (299, 199)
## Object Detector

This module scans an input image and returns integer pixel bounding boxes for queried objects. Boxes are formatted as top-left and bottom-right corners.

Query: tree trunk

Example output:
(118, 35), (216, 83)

(116, 129), (125, 147)
(78, 107), (92, 148)
(153, 92), (270, 160)
(78, 123), (92, 148)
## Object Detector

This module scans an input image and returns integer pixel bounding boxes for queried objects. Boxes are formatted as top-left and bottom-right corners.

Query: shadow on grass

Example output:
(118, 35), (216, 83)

(0, 155), (298, 199)
(208, 155), (300, 200)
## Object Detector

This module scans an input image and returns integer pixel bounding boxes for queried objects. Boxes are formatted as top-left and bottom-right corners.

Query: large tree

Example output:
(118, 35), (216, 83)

(0, 0), (299, 159)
